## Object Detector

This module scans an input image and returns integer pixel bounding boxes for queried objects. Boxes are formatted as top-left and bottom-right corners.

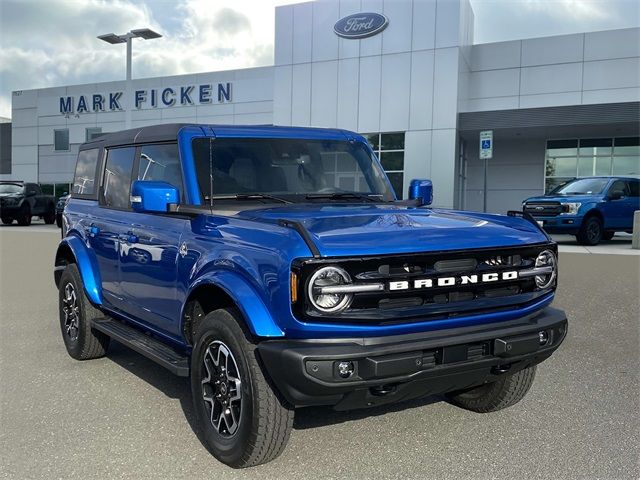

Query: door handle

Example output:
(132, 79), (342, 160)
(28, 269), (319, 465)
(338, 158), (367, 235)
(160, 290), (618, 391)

(86, 224), (100, 237)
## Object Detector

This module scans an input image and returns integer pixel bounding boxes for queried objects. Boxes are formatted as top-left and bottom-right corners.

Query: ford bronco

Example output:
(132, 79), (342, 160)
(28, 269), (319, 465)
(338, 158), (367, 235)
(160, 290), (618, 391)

(55, 124), (567, 468)
(0, 181), (57, 226)
(523, 176), (640, 245)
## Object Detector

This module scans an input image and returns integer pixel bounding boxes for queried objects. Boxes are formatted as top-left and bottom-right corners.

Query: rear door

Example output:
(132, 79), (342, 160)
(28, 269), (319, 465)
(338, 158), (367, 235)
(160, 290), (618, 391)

(90, 146), (137, 310)
(118, 143), (188, 337)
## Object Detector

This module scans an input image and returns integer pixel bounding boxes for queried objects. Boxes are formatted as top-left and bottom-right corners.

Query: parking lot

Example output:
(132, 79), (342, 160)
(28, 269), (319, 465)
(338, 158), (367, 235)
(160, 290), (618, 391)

(1, 223), (638, 479)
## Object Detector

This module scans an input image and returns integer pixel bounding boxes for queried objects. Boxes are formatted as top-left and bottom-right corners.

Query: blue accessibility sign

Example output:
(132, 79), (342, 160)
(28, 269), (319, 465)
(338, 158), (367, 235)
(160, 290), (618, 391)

(481, 139), (491, 149)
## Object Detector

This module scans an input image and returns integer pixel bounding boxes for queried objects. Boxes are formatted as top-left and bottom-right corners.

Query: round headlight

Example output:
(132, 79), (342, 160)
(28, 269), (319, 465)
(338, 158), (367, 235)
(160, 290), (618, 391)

(534, 250), (557, 289)
(307, 266), (353, 313)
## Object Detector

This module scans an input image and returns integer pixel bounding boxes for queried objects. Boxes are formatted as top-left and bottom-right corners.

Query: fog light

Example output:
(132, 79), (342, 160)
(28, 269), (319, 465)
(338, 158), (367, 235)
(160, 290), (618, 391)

(337, 361), (355, 378)
(538, 330), (549, 345)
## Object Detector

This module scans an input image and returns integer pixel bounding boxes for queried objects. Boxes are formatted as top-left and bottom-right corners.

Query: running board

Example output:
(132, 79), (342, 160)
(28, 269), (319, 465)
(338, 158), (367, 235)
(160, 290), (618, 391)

(92, 318), (189, 377)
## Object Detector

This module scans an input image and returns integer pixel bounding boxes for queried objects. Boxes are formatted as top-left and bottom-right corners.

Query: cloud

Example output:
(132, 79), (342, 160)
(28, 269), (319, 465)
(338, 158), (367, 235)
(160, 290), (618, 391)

(0, 0), (299, 117)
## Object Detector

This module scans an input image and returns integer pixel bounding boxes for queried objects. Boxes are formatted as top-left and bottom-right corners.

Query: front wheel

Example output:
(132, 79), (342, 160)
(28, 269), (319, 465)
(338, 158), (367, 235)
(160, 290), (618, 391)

(191, 308), (293, 468)
(1, 217), (12, 225)
(576, 216), (602, 245)
(447, 366), (536, 413)
(16, 204), (31, 226)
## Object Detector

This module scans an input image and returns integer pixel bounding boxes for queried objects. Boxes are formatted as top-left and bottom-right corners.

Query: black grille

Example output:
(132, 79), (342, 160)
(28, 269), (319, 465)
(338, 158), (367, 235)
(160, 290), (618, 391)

(293, 244), (556, 324)
(524, 202), (562, 217)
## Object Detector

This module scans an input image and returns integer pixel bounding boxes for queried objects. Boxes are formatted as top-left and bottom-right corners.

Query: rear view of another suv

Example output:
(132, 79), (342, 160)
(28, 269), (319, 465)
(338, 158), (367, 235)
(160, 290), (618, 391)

(523, 176), (640, 245)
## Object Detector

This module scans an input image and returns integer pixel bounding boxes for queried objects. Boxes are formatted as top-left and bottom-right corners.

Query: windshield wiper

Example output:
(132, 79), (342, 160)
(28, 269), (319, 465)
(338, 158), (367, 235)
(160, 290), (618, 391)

(208, 193), (292, 204)
(304, 192), (381, 203)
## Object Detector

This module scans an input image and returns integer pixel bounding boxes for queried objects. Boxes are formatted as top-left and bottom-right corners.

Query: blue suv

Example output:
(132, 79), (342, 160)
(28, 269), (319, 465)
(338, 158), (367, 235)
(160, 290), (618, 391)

(55, 124), (567, 467)
(523, 177), (640, 245)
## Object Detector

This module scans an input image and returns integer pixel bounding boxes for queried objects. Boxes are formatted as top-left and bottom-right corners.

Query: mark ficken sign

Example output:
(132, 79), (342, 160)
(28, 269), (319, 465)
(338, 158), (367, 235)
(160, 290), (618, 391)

(59, 82), (232, 115)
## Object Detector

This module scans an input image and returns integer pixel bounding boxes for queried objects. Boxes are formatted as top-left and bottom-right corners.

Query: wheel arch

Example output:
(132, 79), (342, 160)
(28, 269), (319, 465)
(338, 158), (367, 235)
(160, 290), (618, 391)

(181, 272), (284, 344)
(54, 235), (103, 305)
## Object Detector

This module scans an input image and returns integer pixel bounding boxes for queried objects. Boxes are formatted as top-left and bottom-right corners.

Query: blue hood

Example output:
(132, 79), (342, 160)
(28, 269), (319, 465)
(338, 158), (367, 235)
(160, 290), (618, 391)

(236, 204), (548, 257)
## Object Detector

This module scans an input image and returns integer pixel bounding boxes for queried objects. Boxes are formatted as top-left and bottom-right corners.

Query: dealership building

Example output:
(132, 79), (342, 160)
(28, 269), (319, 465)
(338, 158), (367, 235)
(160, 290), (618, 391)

(5, 0), (640, 211)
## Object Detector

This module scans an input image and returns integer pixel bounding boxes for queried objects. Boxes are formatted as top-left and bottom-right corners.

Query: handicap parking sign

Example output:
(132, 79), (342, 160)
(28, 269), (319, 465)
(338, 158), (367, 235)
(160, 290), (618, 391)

(480, 131), (493, 159)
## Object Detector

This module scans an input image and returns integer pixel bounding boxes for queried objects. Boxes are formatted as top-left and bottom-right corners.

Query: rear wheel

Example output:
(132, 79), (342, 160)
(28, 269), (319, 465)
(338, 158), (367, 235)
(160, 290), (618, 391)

(190, 308), (293, 468)
(44, 206), (56, 224)
(1, 217), (12, 225)
(16, 204), (31, 226)
(58, 263), (110, 360)
(576, 216), (602, 246)
(447, 366), (537, 413)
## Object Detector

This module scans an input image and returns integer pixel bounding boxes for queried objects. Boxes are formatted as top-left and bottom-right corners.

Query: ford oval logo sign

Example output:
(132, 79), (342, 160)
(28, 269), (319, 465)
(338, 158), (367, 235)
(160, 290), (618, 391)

(334, 12), (388, 39)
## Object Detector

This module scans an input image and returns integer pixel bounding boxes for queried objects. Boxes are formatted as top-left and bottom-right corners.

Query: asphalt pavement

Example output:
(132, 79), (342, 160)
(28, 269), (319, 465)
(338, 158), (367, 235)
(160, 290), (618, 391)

(1, 222), (638, 479)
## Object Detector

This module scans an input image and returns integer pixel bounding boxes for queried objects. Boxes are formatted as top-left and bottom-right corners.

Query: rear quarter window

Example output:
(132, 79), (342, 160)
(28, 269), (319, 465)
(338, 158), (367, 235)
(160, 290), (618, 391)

(72, 149), (101, 197)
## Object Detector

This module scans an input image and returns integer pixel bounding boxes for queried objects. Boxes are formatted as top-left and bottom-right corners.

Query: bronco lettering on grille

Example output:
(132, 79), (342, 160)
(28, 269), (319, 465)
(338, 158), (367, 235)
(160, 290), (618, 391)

(388, 271), (519, 291)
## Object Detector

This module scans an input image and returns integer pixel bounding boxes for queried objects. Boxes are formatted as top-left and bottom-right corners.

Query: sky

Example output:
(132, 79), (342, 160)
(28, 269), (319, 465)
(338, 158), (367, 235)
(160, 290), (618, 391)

(0, 0), (639, 119)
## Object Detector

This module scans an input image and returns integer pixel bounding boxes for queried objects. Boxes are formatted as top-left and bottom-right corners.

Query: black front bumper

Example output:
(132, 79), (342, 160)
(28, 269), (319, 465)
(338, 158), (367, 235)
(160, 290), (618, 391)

(258, 307), (567, 410)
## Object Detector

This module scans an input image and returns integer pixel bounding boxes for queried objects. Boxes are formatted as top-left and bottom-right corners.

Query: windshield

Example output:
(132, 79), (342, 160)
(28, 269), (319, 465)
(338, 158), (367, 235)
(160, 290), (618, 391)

(550, 178), (610, 195)
(192, 138), (394, 203)
(0, 184), (24, 194)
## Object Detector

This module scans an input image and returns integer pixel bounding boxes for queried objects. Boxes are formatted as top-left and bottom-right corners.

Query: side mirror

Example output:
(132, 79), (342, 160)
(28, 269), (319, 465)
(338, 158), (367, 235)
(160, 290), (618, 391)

(608, 190), (624, 200)
(130, 180), (179, 213)
(408, 179), (433, 206)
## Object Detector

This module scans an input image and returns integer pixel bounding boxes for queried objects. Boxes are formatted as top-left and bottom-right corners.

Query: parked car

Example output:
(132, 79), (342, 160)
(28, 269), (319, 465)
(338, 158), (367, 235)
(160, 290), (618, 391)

(55, 124), (567, 468)
(55, 194), (70, 228)
(0, 181), (56, 226)
(523, 176), (640, 245)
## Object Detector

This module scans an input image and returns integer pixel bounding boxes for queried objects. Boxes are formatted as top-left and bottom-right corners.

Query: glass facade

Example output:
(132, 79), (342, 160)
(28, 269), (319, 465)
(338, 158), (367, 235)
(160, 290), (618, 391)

(39, 183), (71, 198)
(544, 137), (640, 193)
(364, 132), (405, 199)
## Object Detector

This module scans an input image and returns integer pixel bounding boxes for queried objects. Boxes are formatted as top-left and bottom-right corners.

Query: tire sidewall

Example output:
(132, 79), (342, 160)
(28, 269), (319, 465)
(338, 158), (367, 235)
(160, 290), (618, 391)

(190, 312), (256, 466)
(584, 216), (602, 245)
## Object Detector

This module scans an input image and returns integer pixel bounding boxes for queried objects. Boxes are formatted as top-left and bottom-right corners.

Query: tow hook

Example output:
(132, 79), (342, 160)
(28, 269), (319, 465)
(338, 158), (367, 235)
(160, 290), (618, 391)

(491, 364), (512, 375)
(370, 384), (398, 396)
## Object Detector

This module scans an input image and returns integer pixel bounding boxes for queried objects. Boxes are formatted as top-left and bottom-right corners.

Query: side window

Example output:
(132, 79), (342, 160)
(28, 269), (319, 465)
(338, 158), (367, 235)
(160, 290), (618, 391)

(627, 180), (639, 197)
(137, 143), (184, 199)
(102, 147), (136, 209)
(72, 149), (100, 196)
(609, 180), (629, 197)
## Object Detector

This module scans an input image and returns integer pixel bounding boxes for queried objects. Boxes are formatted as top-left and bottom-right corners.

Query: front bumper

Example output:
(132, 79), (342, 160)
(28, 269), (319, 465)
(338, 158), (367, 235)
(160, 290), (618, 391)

(532, 215), (583, 234)
(258, 306), (567, 410)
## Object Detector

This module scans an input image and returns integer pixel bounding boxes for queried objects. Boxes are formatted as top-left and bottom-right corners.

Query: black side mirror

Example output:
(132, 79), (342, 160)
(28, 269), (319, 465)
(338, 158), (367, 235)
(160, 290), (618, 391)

(608, 190), (624, 200)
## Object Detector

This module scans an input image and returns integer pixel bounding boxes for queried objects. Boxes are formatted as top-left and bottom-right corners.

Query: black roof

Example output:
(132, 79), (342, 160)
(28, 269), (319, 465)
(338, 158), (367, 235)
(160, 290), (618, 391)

(82, 123), (190, 149)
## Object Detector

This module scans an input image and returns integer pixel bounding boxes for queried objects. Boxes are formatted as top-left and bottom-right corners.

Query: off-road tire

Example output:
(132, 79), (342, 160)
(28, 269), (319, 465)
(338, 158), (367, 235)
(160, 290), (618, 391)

(191, 308), (294, 468)
(58, 263), (110, 360)
(44, 206), (56, 224)
(1, 217), (12, 225)
(576, 215), (602, 246)
(16, 204), (31, 226)
(447, 366), (537, 413)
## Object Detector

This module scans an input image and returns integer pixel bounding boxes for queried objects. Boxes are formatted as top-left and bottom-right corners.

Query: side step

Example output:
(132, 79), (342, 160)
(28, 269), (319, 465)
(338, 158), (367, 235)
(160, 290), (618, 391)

(92, 318), (189, 377)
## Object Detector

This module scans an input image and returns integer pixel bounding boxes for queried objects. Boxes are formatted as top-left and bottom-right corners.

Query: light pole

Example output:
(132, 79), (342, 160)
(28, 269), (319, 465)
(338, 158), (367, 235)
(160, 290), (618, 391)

(97, 29), (162, 128)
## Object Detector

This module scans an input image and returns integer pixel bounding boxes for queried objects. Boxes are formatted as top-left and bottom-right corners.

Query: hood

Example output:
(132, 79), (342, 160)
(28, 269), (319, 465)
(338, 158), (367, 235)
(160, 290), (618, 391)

(525, 194), (604, 203)
(236, 204), (548, 257)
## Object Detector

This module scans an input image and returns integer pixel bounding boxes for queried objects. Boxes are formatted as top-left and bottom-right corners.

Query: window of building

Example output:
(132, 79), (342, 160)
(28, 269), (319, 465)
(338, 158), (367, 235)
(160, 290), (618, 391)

(40, 184), (54, 196)
(54, 129), (70, 151)
(544, 137), (640, 193)
(364, 132), (405, 199)
(86, 127), (103, 142)
(102, 147), (136, 209)
(72, 148), (100, 196)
